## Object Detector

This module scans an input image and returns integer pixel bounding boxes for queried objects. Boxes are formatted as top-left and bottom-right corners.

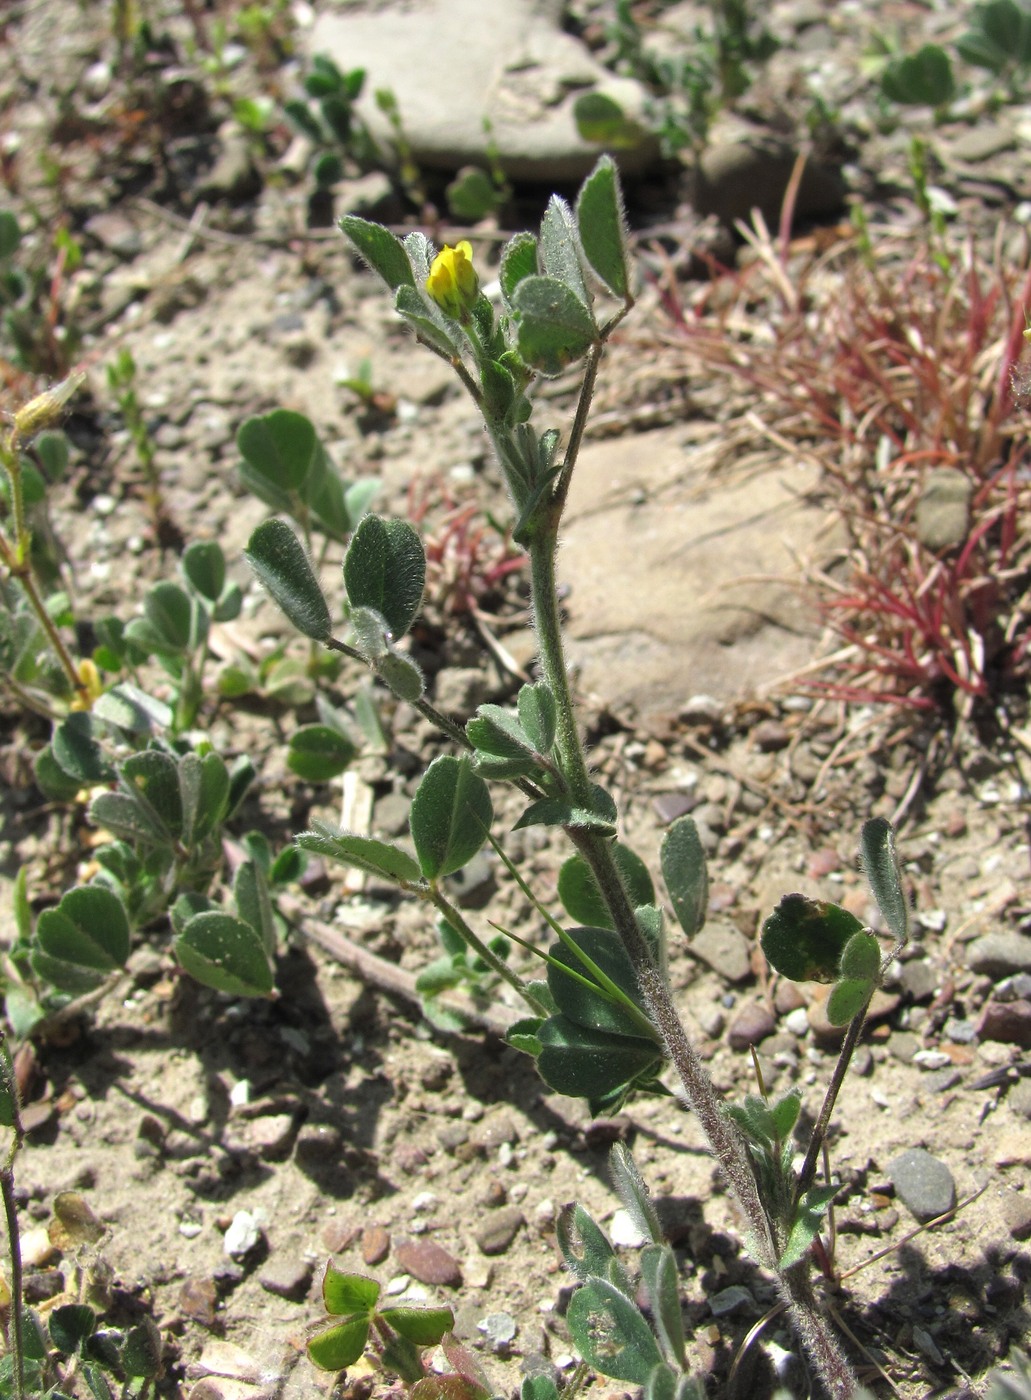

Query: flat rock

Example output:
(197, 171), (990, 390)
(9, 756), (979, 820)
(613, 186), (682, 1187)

(689, 921), (752, 984)
(887, 1148), (956, 1223)
(258, 1254), (315, 1302)
(966, 931), (1031, 977)
(395, 1238), (463, 1287)
(978, 999), (1031, 1048)
(308, 0), (658, 183)
(561, 429), (828, 718)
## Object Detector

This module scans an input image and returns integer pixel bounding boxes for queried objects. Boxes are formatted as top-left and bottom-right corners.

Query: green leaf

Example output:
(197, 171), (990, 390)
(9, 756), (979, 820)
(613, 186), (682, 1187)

(517, 681), (556, 753)
(859, 818), (908, 948)
(237, 410), (316, 495)
(573, 92), (646, 147)
(182, 541), (226, 603)
(881, 45), (956, 106)
(566, 1277), (663, 1384)
(245, 518), (332, 641)
(779, 1184), (839, 1269)
(511, 276), (598, 376)
(89, 791), (167, 845)
(288, 724), (358, 781)
(640, 1245), (685, 1367)
(379, 1307), (455, 1346)
(121, 750), (183, 842)
(52, 713), (112, 784)
(394, 285), (463, 359)
(557, 844), (654, 930)
(323, 1268), (380, 1316)
(768, 1089), (801, 1141)
(840, 929), (881, 980)
(466, 704), (532, 761)
(178, 751), (230, 847)
(609, 1143), (662, 1246)
(375, 648), (425, 702)
(234, 859), (277, 958)
(557, 1204), (629, 1291)
(344, 515), (425, 640)
(92, 682), (173, 734)
(308, 1316), (371, 1372)
(539, 196), (590, 308)
(297, 821), (422, 884)
(514, 789), (617, 835)
(959, 0), (1031, 69)
(760, 894), (864, 984)
(499, 232), (538, 304)
(536, 1016), (661, 1100)
(34, 886), (130, 992)
(120, 1318), (162, 1379)
(660, 816), (708, 940)
(50, 1304), (96, 1355)
(34, 743), (84, 801)
(82, 1360), (115, 1400)
(446, 166), (502, 221)
(174, 913), (274, 997)
(410, 756), (492, 880)
(826, 977), (873, 1027)
(548, 926), (655, 1039)
(0, 210), (21, 259)
(341, 216), (416, 292)
(144, 581), (194, 651)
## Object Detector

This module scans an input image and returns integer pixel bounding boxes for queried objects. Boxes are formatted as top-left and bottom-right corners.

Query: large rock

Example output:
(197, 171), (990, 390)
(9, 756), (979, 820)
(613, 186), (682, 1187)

(559, 425), (830, 719)
(306, 0), (659, 183)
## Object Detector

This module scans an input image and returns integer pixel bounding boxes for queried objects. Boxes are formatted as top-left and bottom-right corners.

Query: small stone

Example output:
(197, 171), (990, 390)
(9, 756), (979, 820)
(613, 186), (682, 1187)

(950, 120), (1016, 162)
(784, 1007), (810, 1038)
(223, 1211), (262, 1258)
(295, 1123), (343, 1167)
(752, 719), (789, 752)
(259, 1255), (315, 1302)
(774, 980), (806, 1016)
(1008, 1079), (1031, 1119)
(998, 1188), (1031, 1241)
(478, 1312), (517, 1348)
(394, 1239), (462, 1287)
(361, 1225), (390, 1265)
(887, 1148), (956, 1222)
(914, 468), (972, 551)
(243, 1114), (297, 1160)
(698, 1007), (725, 1038)
(691, 921), (752, 984)
(923, 1067), (961, 1094)
(995, 1130), (1031, 1168)
(322, 1219), (359, 1253)
(708, 1284), (757, 1317)
(179, 1276), (219, 1326)
(653, 791), (695, 825)
(966, 931), (1031, 977)
(727, 1001), (776, 1050)
(21, 1228), (58, 1268)
(899, 961), (939, 1003)
(979, 1000), (1031, 1048)
(474, 1205), (525, 1256)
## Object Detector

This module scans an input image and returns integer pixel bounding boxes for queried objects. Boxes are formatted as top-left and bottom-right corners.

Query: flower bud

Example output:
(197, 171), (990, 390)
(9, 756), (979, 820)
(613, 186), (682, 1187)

(70, 658), (102, 712)
(425, 241), (479, 320)
(12, 371), (86, 443)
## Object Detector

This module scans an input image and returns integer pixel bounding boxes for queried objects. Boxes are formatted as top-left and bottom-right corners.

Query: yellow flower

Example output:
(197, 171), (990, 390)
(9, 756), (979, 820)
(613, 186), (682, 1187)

(425, 241), (479, 320)
(70, 657), (102, 712)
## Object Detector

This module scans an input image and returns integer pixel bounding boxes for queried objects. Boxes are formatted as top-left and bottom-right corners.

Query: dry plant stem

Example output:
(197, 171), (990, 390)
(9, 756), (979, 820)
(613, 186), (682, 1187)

(781, 1264), (857, 1400)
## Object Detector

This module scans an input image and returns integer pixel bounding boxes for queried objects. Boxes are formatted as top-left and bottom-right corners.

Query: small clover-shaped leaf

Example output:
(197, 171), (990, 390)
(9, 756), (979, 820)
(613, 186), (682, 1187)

(237, 410), (317, 495)
(308, 1317), (370, 1372)
(174, 912), (274, 997)
(660, 816), (708, 940)
(557, 845), (654, 930)
(566, 1277), (664, 1384)
(511, 276), (598, 376)
(575, 156), (629, 300)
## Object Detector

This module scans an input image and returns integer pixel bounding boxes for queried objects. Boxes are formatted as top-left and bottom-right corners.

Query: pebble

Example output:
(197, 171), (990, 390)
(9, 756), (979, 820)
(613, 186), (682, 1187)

(474, 1206), (525, 1257)
(899, 960), (939, 1003)
(223, 1211), (263, 1258)
(978, 1000), (1031, 1048)
(179, 1277), (219, 1326)
(394, 1239), (462, 1287)
(727, 1001), (776, 1050)
(708, 1284), (757, 1317)
(361, 1225), (390, 1265)
(258, 1255), (315, 1302)
(887, 1148), (956, 1222)
(478, 1312), (517, 1348)
(994, 1130), (1031, 1168)
(998, 1188), (1031, 1241)
(966, 932), (1031, 977)
(1008, 1079), (1031, 1119)
(295, 1123), (343, 1167)
(784, 1007), (810, 1038)
(690, 922), (752, 984)
(653, 791), (695, 825)
(923, 1067), (962, 1093)
(752, 719), (790, 752)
